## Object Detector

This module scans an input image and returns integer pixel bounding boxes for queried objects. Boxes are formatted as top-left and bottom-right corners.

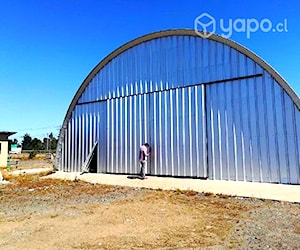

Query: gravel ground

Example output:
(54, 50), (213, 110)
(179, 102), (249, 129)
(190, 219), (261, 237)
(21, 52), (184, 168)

(225, 202), (300, 249)
(0, 160), (299, 249)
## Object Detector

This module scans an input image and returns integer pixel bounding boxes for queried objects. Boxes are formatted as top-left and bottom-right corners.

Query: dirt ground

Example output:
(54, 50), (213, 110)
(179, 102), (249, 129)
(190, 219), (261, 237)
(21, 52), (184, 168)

(0, 160), (299, 249)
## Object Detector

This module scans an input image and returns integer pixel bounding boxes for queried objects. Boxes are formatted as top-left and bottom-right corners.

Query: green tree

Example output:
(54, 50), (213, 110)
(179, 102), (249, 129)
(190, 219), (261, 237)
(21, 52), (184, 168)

(8, 138), (19, 150)
(21, 133), (58, 151)
(21, 133), (32, 150)
(42, 133), (57, 151)
(12, 138), (19, 145)
(49, 133), (58, 150)
(31, 138), (43, 150)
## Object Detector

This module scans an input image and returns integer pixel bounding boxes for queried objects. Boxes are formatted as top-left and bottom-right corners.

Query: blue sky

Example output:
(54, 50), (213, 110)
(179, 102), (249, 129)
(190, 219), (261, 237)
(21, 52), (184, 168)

(0, 0), (299, 142)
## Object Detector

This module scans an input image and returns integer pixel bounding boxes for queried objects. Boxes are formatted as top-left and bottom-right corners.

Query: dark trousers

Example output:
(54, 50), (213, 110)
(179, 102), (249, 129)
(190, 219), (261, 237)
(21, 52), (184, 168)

(139, 161), (147, 177)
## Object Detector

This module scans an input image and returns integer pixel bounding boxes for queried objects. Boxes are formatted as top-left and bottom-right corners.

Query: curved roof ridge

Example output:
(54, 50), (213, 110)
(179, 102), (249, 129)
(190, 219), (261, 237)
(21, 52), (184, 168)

(61, 28), (300, 132)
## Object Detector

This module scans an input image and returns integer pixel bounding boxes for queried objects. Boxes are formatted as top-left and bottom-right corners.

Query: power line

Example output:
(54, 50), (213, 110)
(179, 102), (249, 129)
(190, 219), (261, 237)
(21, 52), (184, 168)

(15, 125), (61, 132)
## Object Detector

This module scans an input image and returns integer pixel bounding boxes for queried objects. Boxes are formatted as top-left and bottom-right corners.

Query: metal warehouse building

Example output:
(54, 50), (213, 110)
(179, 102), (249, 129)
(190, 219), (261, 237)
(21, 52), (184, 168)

(56, 29), (300, 184)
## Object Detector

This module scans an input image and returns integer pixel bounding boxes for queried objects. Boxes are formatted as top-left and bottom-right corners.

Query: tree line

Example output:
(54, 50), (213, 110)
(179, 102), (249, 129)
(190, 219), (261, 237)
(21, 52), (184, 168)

(10, 133), (58, 151)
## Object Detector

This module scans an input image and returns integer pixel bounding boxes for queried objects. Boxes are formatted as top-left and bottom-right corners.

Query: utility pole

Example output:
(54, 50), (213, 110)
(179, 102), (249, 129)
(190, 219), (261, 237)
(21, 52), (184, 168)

(46, 133), (49, 152)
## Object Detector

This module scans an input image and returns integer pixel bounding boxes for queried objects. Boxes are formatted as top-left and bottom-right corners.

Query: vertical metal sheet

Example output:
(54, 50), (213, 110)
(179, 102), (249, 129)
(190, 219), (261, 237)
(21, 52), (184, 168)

(148, 86), (207, 177)
(104, 85), (207, 177)
(107, 94), (149, 174)
(61, 102), (106, 173)
(206, 72), (300, 183)
(77, 36), (264, 104)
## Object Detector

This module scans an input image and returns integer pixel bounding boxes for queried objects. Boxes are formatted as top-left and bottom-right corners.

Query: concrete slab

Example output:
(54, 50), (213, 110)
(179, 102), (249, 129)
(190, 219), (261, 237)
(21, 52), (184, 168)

(45, 172), (300, 203)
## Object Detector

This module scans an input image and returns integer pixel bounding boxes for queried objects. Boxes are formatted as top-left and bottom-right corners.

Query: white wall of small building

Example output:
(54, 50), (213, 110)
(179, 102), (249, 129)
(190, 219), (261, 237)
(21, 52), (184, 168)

(0, 141), (9, 167)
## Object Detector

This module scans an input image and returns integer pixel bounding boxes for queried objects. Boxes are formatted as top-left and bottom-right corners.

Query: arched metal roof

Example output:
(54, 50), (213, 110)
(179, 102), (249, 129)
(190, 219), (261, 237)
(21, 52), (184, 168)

(61, 28), (300, 132)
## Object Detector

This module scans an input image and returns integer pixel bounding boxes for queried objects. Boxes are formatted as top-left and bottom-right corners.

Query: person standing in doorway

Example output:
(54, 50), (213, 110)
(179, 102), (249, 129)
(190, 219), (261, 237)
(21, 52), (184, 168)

(139, 143), (150, 179)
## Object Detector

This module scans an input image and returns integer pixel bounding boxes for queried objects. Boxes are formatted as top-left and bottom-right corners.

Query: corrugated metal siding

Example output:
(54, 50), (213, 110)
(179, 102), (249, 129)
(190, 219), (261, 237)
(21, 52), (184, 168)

(107, 94), (148, 174)
(61, 102), (107, 172)
(58, 34), (300, 184)
(206, 73), (300, 183)
(148, 86), (207, 177)
(77, 36), (262, 104)
(106, 85), (207, 177)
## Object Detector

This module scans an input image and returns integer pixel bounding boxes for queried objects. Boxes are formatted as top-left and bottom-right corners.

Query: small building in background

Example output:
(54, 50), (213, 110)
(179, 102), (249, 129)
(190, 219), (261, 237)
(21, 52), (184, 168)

(0, 132), (16, 167)
(9, 144), (22, 154)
